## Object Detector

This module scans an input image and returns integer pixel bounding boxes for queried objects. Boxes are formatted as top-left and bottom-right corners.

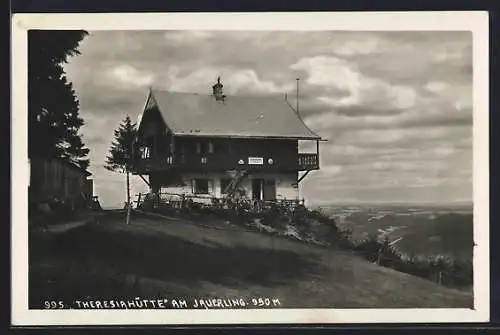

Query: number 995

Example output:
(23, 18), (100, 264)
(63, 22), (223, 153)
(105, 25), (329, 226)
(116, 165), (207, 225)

(43, 300), (65, 309)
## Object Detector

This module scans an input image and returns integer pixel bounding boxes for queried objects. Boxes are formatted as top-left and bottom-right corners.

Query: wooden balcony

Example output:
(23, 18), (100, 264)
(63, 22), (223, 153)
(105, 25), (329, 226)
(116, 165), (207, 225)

(133, 152), (320, 174)
(298, 153), (319, 171)
(132, 156), (174, 174)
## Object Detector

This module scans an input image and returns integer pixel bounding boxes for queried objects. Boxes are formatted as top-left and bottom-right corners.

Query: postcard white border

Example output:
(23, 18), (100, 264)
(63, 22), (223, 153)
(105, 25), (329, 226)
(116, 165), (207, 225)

(11, 11), (490, 326)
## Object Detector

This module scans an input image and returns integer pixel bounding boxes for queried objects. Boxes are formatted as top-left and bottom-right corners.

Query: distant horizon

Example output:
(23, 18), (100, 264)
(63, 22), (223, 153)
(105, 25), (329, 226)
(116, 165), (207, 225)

(309, 200), (473, 209)
(313, 201), (472, 206)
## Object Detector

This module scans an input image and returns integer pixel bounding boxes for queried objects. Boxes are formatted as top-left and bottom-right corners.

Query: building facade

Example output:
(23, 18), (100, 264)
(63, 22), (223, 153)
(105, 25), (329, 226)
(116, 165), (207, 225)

(133, 79), (323, 204)
(29, 157), (93, 206)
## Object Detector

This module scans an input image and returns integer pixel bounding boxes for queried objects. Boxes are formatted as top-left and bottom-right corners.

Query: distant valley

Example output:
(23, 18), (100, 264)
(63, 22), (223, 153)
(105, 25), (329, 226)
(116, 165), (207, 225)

(318, 204), (473, 261)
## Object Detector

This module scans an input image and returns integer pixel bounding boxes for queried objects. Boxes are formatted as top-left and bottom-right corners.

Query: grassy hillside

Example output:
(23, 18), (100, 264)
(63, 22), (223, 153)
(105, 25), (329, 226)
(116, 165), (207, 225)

(29, 211), (473, 309)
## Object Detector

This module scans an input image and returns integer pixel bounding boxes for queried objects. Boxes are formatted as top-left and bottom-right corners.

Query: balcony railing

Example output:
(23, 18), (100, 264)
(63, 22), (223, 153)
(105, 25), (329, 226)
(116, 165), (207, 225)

(133, 152), (320, 173)
(132, 156), (174, 173)
(132, 155), (213, 173)
(298, 153), (319, 171)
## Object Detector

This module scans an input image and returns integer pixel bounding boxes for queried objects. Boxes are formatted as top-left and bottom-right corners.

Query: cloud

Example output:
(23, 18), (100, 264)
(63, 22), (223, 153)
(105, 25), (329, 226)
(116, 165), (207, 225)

(332, 39), (381, 56)
(302, 101), (472, 134)
(432, 48), (467, 64)
(164, 31), (215, 42)
(163, 66), (293, 95)
(108, 64), (156, 87)
(423, 81), (448, 94)
(291, 56), (417, 111)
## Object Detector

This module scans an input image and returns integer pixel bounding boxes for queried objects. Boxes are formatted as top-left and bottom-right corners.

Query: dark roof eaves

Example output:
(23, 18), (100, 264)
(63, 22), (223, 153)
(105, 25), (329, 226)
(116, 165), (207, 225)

(140, 91), (173, 134)
(65, 160), (92, 176)
(39, 157), (92, 176)
(171, 132), (321, 140)
(285, 100), (324, 141)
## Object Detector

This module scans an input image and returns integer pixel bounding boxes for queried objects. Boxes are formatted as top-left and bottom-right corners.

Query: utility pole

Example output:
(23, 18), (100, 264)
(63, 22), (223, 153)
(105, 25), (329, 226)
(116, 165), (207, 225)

(296, 78), (300, 114)
(126, 168), (131, 225)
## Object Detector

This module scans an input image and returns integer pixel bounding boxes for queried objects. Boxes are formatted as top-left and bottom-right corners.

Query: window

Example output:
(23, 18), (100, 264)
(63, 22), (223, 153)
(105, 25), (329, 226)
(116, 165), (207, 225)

(220, 178), (232, 194)
(177, 142), (185, 164)
(196, 141), (214, 155)
(193, 179), (212, 194)
(140, 147), (151, 159)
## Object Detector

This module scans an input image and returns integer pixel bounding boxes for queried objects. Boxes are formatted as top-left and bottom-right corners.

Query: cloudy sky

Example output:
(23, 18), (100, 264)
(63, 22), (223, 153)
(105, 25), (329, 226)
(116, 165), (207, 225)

(63, 30), (472, 208)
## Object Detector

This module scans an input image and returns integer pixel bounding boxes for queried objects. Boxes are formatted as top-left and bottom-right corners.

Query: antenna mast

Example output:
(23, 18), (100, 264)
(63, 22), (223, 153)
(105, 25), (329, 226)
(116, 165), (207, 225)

(296, 78), (300, 114)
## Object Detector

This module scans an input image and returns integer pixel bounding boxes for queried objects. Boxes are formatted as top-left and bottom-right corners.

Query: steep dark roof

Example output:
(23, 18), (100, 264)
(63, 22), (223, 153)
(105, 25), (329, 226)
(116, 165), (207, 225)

(144, 90), (322, 140)
(65, 160), (92, 176)
(53, 157), (92, 176)
(29, 156), (92, 176)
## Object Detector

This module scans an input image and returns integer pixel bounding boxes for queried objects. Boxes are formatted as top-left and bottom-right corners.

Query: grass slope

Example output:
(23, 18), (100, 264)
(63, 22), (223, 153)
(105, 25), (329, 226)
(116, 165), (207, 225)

(29, 211), (473, 309)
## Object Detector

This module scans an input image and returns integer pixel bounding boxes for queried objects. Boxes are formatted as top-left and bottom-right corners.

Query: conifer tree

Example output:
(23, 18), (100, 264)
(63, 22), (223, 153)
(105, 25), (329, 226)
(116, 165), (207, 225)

(105, 115), (137, 209)
(28, 30), (90, 169)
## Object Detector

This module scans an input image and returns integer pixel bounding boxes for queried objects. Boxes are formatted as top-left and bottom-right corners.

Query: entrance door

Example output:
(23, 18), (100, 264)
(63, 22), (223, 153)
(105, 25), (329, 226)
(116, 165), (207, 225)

(252, 179), (263, 200)
(263, 179), (276, 201)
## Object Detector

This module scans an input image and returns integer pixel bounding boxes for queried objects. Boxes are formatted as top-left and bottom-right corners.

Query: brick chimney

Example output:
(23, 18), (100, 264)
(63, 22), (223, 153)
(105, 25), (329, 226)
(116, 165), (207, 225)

(212, 76), (226, 101)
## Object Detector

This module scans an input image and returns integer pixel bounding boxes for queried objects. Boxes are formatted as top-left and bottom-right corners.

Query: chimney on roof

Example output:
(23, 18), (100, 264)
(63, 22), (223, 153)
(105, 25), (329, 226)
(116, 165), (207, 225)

(212, 76), (226, 101)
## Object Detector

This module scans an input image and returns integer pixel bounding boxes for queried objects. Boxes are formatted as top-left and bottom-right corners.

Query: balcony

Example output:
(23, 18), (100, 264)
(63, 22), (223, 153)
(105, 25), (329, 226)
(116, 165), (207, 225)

(132, 155), (223, 173)
(132, 156), (174, 174)
(133, 152), (320, 174)
(298, 153), (319, 171)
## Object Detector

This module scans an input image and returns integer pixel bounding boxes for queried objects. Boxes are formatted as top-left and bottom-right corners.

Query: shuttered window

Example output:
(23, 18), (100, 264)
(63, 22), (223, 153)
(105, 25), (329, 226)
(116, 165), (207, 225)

(196, 141), (213, 154)
(140, 147), (151, 159)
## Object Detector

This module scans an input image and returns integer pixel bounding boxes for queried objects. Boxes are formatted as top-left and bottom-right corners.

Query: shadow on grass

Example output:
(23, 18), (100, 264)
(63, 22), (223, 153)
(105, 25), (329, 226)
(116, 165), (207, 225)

(29, 222), (321, 306)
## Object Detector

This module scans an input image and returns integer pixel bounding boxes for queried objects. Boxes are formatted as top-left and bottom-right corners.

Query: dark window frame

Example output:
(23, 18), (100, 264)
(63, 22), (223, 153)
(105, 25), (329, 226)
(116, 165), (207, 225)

(208, 141), (214, 154)
(140, 146), (151, 159)
(193, 178), (210, 195)
(220, 178), (232, 194)
(196, 140), (215, 155)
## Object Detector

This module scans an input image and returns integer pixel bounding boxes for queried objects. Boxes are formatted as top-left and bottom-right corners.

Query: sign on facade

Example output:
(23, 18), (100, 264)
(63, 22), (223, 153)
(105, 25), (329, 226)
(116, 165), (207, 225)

(248, 157), (264, 165)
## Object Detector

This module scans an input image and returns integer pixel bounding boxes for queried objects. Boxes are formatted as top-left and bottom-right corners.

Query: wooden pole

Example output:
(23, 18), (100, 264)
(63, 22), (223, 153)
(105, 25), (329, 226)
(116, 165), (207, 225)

(126, 170), (131, 225)
(126, 202), (131, 225)
(316, 139), (320, 168)
(296, 78), (300, 114)
(126, 170), (130, 206)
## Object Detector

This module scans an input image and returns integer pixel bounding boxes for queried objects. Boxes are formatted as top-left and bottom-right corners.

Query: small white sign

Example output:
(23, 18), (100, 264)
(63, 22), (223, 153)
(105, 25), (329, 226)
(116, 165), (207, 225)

(248, 157), (264, 165)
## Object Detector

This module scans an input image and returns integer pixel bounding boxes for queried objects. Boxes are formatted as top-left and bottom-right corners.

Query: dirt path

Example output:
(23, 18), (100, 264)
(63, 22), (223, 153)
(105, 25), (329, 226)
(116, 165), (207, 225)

(31, 212), (102, 234)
